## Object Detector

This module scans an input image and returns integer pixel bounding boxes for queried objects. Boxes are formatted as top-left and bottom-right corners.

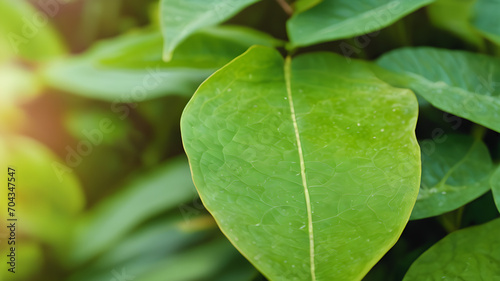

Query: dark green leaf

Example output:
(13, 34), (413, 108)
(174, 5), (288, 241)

(404, 218), (500, 280)
(427, 0), (484, 47)
(287, 0), (433, 48)
(377, 47), (500, 133)
(412, 135), (494, 220)
(472, 0), (500, 45)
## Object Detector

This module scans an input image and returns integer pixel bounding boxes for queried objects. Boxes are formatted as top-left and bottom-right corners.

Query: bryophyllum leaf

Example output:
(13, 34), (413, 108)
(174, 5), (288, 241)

(181, 46), (420, 281)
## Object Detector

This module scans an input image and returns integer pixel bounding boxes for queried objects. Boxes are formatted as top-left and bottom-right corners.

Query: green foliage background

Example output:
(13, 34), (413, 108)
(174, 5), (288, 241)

(0, 0), (499, 280)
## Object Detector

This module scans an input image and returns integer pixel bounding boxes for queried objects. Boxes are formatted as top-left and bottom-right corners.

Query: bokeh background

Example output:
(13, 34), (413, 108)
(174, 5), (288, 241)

(0, 0), (499, 281)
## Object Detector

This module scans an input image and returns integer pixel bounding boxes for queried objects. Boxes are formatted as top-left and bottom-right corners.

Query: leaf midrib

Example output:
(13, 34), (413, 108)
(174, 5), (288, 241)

(284, 56), (316, 281)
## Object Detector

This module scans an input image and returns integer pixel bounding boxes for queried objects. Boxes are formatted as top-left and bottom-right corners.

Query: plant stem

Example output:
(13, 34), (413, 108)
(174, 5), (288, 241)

(276, 0), (293, 16)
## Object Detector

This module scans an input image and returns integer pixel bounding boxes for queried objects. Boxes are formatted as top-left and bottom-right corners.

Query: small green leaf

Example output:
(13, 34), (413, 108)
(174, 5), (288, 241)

(0, 0), (66, 60)
(42, 26), (279, 102)
(472, 0), (500, 45)
(71, 156), (197, 264)
(491, 166), (500, 213)
(181, 46), (420, 280)
(404, 218), (500, 280)
(377, 47), (500, 133)
(412, 135), (494, 220)
(427, 0), (484, 47)
(160, 0), (260, 60)
(287, 0), (433, 48)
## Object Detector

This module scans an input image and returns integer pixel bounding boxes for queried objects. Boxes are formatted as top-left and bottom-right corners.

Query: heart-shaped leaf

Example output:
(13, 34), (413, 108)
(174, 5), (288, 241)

(160, 0), (260, 60)
(377, 47), (500, 133)
(404, 218), (500, 280)
(412, 135), (495, 220)
(181, 46), (420, 280)
(287, 0), (433, 48)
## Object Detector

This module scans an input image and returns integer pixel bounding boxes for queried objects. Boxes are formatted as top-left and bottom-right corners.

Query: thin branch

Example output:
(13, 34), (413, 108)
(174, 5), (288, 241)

(275, 0), (293, 16)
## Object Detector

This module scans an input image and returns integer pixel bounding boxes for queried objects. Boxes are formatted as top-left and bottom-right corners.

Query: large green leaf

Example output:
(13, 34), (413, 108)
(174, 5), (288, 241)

(181, 46), (420, 280)
(412, 135), (494, 220)
(427, 0), (484, 47)
(404, 218), (500, 280)
(41, 26), (279, 102)
(492, 166), (500, 213)
(377, 47), (500, 133)
(160, 0), (260, 60)
(472, 0), (500, 45)
(71, 156), (197, 264)
(287, 0), (433, 48)
(0, 0), (66, 60)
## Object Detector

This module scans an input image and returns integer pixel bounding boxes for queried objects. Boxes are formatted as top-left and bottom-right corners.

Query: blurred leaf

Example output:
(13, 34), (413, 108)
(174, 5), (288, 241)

(404, 218), (500, 280)
(412, 135), (494, 220)
(0, 0), (66, 60)
(97, 215), (214, 269)
(0, 63), (40, 132)
(71, 156), (197, 264)
(181, 46), (420, 280)
(377, 47), (500, 133)
(68, 214), (215, 281)
(287, 0), (433, 48)
(41, 26), (280, 102)
(0, 240), (43, 281)
(64, 107), (130, 146)
(139, 238), (251, 281)
(492, 166), (500, 213)
(160, 0), (260, 60)
(472, 0), (500, 45)
(101, 25), (283, 69)
(293, 0), (323, 13)
(0, 136), (84, 248)
(427, 0), (484, 47)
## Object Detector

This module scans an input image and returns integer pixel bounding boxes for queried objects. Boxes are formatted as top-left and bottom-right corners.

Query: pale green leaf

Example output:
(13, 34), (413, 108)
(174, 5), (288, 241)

(181, 46), (420, 281)
(71, 156), (197, 264)
(404, 218), (500, 280)
(41, 26), (279, 102)
(0, 0), (66, 60)
(287, 0), (433, 48)
(427, 0), (484, 47)
(491, 166), (500, 213)
(472, 0), (500, 45)
(412, 135), (494, 220)
(377, 47), (500, 133)
(160, 0), (260, 60)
